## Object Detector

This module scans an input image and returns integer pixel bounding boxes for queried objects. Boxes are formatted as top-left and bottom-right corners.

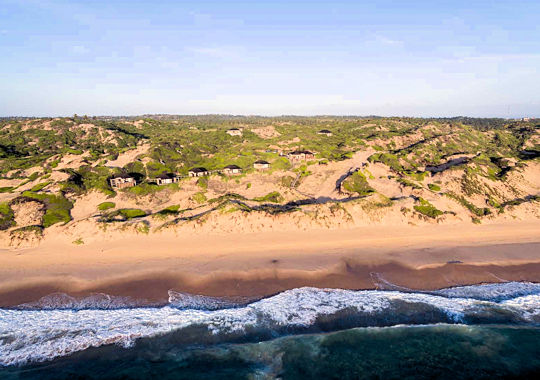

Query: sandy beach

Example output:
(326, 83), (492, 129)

(0, 220), (539, 307)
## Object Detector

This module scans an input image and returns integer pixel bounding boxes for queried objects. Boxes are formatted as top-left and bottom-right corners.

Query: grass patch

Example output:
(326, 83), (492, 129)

(413, 198), (443, 219)
(98, 201), (116, 211)
(404, 170), (427, 181)
(0, 186), (14, 193)
(428, 183), (441, 191)
(445, 192), (491, 217)
(72, 238), (84, 245)
(253, 191), (283, 203)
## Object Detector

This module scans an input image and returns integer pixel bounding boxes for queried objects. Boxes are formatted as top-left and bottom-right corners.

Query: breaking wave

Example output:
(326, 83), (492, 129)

(1, 282), (539, 366)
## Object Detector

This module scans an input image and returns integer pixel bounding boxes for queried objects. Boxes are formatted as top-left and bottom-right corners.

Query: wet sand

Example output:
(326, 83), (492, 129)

(0, 221), (539, 307)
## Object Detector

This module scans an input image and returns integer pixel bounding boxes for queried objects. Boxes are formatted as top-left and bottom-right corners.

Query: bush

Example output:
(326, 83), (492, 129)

(21, 191), (73, 227)
(413, 198), (443, 219)
(127, 183), (161, 196)
(405, 170), (427, 181)
(157, 204), (181, 215)
(119, 208), (147, 219)
(253, 191), (283, 203)
(30, 181), (51, 192)
(98, 202), (116, 211)
(192, 192), (207, 204)
(368, 153), (402, 172)
(197, 177), (208, 189)
(342, 171), (375, 196)
(428, 183), (441, 191)
(445, 193), (491, 217)
(0, 187), (14, 193)
(0, 202), (15, 230)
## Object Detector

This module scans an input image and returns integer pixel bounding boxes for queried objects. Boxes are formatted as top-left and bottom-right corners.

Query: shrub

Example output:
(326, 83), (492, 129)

(72, 238), (84, 245)
(342, 171), (374, 196)
(0, 202), (15, 230)
(119, 208), (147, 219)
(253, 191), (283, 203)
(413, 198), (443, 219)
(428, 183), (441, 191)
(280, 175), (295, 187)
(445, 193), (491, 217)
(405, 170), (427, 181)
(157, 204), (181, 215)
(30, 181), (51, 192)
(197, 177), (208, 189)
(368, 152), (402, 172)
(98, 202), (116, 211)
(0, 187), (14, 193)
(21, 191), (73, 227)
(397, 178), (422, 189)
(192, 192), (207, 204)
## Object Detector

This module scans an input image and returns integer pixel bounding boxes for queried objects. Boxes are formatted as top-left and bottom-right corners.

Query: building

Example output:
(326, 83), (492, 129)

(226, 128), (242, 136)
(222, 164), (242, 175)
(109, 176), (136, 189)
(155, 173), (180, 185)
(188, 167), (210, 177)
(318, 129), (332, 136)
(253, 160), (270, 170)
(287, 150), (315, 162)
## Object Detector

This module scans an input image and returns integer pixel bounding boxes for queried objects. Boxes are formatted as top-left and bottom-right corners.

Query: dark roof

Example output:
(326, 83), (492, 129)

(224, 164), (241, 170)
(189, 167), (208, 172)
(289, 150), (313, 155)
(254, 160), (269, 164)
(111, 174), (134, 179)
(227, 128), (240, 131)
(318, 129), (332, 133)
(156, 172), (176, 179)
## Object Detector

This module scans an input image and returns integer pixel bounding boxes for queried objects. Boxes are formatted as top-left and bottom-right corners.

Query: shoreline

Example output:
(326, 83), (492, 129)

(1, 221), (539, 307)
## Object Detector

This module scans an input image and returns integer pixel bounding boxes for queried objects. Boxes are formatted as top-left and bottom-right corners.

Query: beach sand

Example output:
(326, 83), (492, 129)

(0, 220), (539, 307)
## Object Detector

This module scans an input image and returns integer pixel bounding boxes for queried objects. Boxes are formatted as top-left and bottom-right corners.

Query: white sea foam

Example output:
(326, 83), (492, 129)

(433, 282), (540, 301)
(1, 284), (539, 367)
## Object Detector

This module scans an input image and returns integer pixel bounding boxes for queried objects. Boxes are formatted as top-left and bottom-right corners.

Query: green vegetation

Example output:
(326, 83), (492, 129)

(445, 193), (491, 217)
(397, 178), (422, 190)
(157, 204), (181, 215)
(0, 202), (15, 230)
(118, 208), (147, 219)
(20, 191), (73, 227)
(413, 198), (443, 219)
(72, 238), (84, 245)
(192, 191), (207, 204)
(253, 191), (283, 203)
(342, 171), (374, 196)
(97, 201), (116, 211)
(30, 181), (51, 192)
(368, 152), (402, 172)
(1, 115), (536, 228)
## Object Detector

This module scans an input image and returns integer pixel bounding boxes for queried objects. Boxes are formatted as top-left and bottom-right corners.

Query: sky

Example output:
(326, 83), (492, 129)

(1, 0), (539, 117)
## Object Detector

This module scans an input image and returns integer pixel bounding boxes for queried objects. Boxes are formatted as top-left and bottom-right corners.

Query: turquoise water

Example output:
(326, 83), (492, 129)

(1, 283), (539, 379)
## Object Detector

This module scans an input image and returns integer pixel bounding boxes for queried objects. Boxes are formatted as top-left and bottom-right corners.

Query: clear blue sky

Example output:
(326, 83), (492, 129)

(1, 0), (539, 117)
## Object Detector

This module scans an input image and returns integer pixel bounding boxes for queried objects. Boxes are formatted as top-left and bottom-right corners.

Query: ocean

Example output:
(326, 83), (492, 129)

(1, 282), (539, 379)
